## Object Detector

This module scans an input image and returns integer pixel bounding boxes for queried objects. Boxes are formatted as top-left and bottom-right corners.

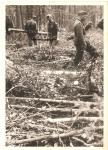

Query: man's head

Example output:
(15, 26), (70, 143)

(32, 16), (37, 21)
(78, 10), (88, 22)
(46, 14), (53, 22)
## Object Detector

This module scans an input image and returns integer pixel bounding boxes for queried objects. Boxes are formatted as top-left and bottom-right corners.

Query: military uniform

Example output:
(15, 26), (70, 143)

(6, 15), (14, 41)
(25, 18), (38, 46)
(47, 20), (58, 48)
(74, 17), (99, 66)
(6, 16), (14, 35)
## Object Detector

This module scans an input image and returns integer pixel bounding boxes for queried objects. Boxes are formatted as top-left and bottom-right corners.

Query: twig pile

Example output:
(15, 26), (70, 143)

(6, 90), (103, 147)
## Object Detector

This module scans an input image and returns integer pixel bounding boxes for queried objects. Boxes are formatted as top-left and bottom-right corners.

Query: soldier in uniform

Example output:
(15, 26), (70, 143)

(6, 15), (14, 41)
(46, 14), (58, 58)
(25, 16), (38, 46)
(73, 10), (99, 66)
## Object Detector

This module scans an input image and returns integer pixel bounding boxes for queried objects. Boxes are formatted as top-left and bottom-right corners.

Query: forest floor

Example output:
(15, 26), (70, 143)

(6, 28), (103, 147)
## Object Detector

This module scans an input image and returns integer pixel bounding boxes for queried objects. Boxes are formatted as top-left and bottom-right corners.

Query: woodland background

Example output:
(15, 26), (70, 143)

(6, 5), (103, 31)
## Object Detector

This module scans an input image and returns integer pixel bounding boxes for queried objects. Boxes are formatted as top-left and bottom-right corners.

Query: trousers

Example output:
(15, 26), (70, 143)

(74, 41), (99, 66)
(27, 32), (37, 46)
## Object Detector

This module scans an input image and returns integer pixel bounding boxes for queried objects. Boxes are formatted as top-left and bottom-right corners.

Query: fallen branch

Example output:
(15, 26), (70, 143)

(44, 117), (103, 123)
(8, 28), (48, 35)
(11, 126), (103, 145)
(10, 105), (102, 117)
(6, 97), (101, 107)
(10, 128), (86, 145)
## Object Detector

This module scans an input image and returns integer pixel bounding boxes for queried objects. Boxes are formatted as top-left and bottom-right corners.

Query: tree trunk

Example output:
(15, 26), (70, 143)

(16, 6), (22, 28)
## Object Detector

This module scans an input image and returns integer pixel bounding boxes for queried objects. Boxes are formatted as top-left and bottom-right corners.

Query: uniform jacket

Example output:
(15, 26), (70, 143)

(47, 20), (58, 40)
(25, 19), (38, 37)
(74, 18), (86, 49)
(6, 16), (14, 34)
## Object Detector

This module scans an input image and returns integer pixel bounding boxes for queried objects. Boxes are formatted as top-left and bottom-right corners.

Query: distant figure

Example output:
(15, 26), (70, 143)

(97, 18), (103, 30)
(25, 16), (38, 46)
(46, 14), (58, 58)
(6, 15), (14, 41)
(73, 10), (99, 66)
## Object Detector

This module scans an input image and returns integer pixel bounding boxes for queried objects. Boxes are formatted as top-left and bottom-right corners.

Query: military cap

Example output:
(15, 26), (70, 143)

(78, 10), (87, 16)
(46, 14), (52, 18)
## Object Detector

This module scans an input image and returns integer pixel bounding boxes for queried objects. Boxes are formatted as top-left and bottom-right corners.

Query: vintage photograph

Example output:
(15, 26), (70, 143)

(6, 5), (103, 146)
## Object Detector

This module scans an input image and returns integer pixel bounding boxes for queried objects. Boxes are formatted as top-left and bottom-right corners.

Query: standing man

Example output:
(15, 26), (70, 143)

(46, 14), (58, 59)
(6, 15), (14, 41)
(25, 16), (38, 46)
(73, 10), (99, 66)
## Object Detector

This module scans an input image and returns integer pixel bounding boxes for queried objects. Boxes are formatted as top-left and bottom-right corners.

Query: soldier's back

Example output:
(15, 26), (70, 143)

(25, 19), (36, 31)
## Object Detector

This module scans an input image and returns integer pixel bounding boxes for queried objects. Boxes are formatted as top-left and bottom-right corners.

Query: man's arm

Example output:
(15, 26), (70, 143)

(24, 21), (28, 31)
(11, 19), (14, 28)
(85, 22), (92, 31)
(55, 22), (59, 32)
(35, 21), (38, 33)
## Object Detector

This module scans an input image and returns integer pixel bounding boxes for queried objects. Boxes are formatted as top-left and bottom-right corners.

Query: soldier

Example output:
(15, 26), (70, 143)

(73, 10), (99, 67)
(25, 16), (38, 46)
(6, 15), (14, 41)
(46, 14), (58, 58)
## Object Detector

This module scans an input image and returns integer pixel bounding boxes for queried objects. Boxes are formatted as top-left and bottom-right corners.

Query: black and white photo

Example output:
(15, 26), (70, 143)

(5, 5), (103, 147)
